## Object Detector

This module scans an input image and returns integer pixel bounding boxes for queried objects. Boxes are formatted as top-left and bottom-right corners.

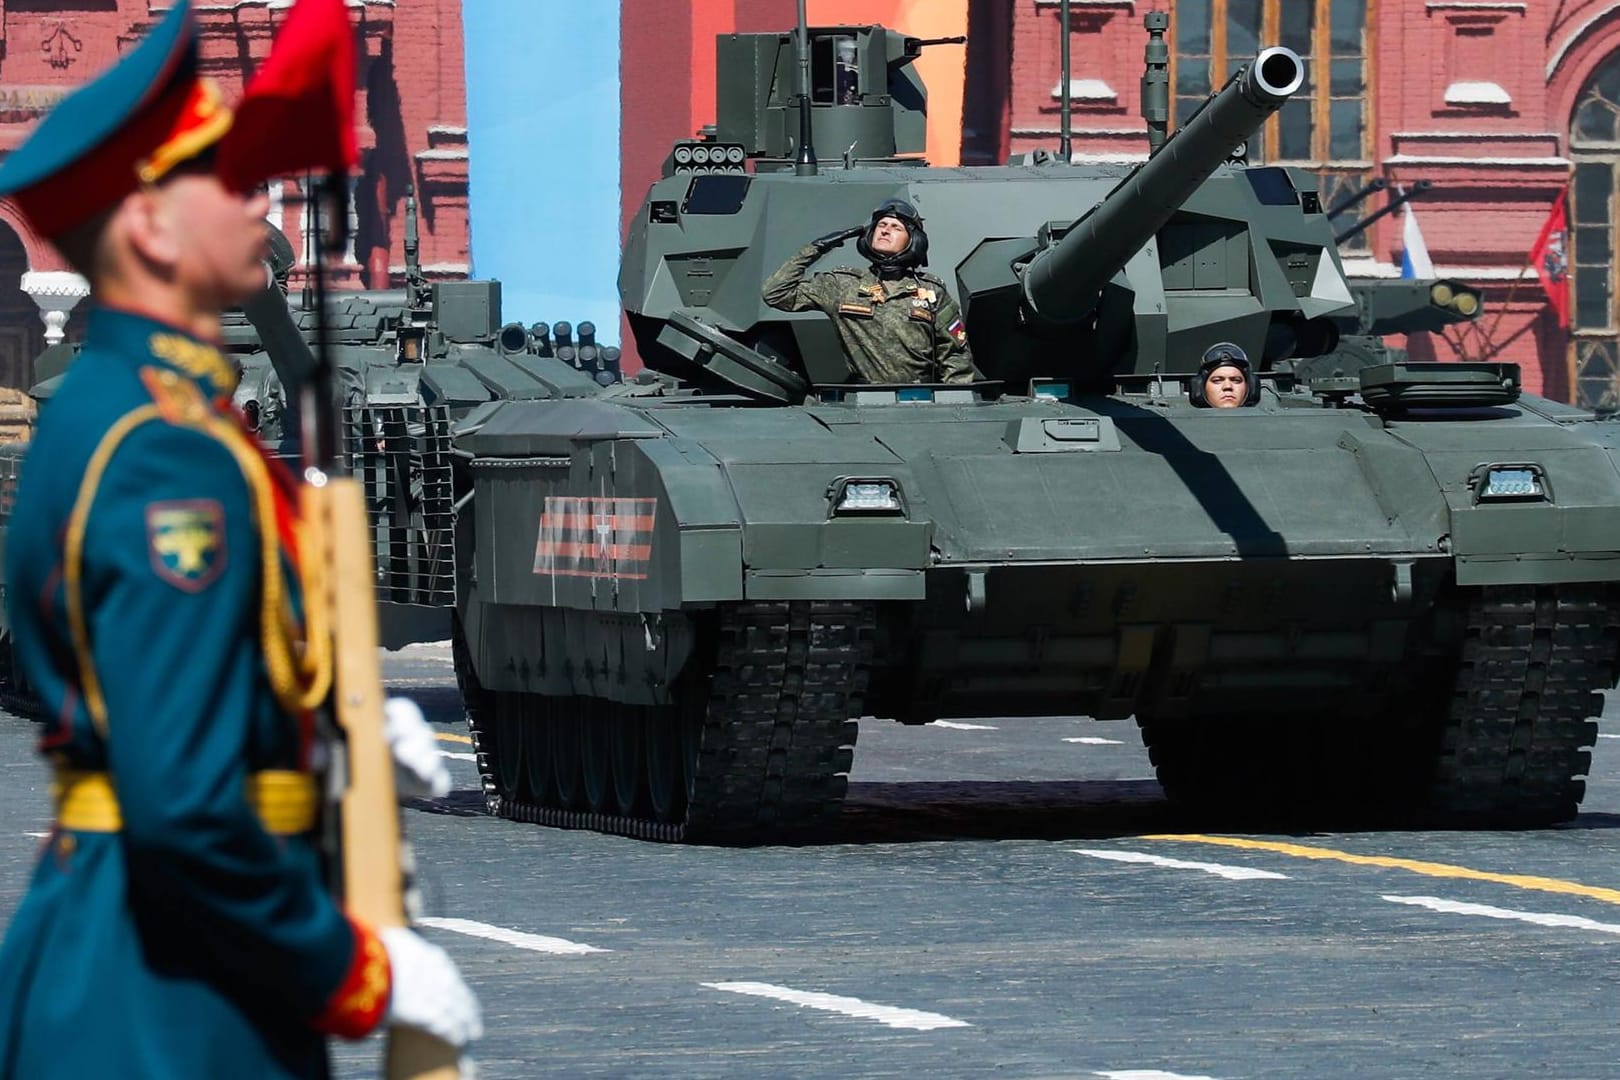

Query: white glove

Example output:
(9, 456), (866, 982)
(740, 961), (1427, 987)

(381, 926), (483, 1048)
(384, 696), (452, 799)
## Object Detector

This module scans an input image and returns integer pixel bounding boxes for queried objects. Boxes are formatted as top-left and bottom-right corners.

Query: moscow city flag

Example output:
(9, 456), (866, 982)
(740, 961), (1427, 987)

(216, 0), (357, 192)
(1529, 188), (1571, 328)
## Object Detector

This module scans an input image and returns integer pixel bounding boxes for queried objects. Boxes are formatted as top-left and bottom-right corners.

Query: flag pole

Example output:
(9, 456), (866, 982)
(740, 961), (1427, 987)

(1476, 262), (1534, 362)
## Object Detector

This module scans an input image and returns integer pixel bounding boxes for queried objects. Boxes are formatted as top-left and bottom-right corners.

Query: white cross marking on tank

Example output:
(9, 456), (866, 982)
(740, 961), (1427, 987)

(594, 511), (614, 568)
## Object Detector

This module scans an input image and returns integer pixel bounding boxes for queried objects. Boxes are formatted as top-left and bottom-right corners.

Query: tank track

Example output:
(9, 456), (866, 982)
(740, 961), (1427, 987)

(0, 631), (42, 720)
(1137, 584), (1618, 827)
(1425, 585), (1618, 824)
(455, 600), (874, 844)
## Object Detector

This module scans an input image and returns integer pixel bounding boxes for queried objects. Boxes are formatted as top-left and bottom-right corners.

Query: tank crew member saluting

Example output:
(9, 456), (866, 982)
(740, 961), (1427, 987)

(763, 198), (979, 384)
(0, 3), (479, 1077)
(1191, 341), (1261, 409)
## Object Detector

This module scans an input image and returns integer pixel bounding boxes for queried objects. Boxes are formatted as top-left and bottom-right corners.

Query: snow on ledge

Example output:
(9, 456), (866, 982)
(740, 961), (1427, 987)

(1339, 257), (1402, 280)
(1340, 258), (1532, 282)
(1051, 79), (1117, 101)
(1067, 151), (1149, 163)
(1444, 81), (1512, 105)
(1384, 153), (1569, 166)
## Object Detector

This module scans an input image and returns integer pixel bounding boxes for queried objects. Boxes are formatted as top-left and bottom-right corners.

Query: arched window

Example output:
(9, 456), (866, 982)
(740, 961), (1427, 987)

(1568, 50), (1620, 410)
(1171, 0), (1373, 247)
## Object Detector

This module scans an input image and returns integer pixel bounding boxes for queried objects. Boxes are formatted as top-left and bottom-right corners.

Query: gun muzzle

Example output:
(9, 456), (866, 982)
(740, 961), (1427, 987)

(498, 322), (530, 354)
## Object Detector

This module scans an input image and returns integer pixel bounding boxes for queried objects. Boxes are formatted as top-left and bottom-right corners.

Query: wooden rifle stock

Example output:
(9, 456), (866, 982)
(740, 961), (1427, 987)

(298, 167), (459, 1077)
(307, 477), (460, 1079)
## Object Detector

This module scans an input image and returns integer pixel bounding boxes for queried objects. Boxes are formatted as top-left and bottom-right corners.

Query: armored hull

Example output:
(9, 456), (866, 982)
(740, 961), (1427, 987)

(452, 372), (1620, 840)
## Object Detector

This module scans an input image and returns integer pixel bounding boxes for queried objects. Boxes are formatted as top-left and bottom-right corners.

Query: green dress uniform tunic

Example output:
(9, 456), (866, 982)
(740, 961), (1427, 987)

(762, 244), (979, 384)
(0, 309), (389, 1079)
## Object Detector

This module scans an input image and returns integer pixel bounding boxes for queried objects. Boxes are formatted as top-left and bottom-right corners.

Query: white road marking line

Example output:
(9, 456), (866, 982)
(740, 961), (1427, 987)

(22, 832), (47, 839)
(1598, 733), (1620, 740)
(1382, 894), (1620, 936)
(1074, 848), (1289, 881)
(932, 721), (998, 730)
(417, 916), (608, 954)
(1064, 736), (1123, 745)
(702, 981), (970, 1031)
(438, 751), (477, 762)
(1096, 1071), (1223, 1080)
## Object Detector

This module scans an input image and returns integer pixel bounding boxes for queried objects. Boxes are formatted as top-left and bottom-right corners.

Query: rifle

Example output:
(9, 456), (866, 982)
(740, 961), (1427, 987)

(302, 176), (460, 1079)
(214, 0), (463, 1069)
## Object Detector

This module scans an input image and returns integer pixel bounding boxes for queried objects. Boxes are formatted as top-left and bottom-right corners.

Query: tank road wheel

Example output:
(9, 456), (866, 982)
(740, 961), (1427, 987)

(522, 694), (558, 807)
(459, 601), (873, 842)
(493, 692), (528, 800)
(551, 707), (585, 810)
(681, 601), (872, 843)
(645, 693), (701, 823)
(451, 617), (505, 816)
(609, 705), (648, 816)
(580, 697), (614, 812)
(1421, 586), (1619, 826)
(1135, 712), (1301, 822)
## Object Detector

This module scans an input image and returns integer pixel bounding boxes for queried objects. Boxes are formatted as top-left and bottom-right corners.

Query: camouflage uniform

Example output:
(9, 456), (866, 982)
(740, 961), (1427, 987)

(763, 244), (977, 384)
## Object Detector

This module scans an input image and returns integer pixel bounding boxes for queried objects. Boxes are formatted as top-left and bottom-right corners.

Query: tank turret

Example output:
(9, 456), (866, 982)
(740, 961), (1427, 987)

(961, 45), (1321, 388)
(622, 26), (1350, 401)
(1020, 49), (1302, 325)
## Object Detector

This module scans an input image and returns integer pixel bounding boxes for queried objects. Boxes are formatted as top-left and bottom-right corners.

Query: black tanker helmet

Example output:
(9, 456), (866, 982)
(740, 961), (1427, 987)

(857, 197), (929, 270)
(1191, 341), (1260, 406)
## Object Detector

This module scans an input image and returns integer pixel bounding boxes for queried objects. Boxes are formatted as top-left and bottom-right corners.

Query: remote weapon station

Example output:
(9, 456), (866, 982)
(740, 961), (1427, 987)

(449, 10), (1620, 843)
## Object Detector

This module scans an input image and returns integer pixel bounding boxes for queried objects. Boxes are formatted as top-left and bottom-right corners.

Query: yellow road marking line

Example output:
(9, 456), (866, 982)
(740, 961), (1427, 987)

(435, 732), (473, 745)
(1145, 834), (1620, 907)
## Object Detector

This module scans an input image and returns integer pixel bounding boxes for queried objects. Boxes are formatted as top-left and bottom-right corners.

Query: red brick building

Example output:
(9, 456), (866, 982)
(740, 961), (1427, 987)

(0, 0), (469, 388)
(959, 0), (1620, 407)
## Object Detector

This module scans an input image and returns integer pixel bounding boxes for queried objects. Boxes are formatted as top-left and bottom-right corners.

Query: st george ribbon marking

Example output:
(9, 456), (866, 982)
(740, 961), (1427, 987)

(533, 496), (656, 581)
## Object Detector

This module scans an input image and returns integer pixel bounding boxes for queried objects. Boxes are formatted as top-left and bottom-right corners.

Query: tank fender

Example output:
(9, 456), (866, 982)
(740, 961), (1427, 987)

(1414, 440), (1620, 586)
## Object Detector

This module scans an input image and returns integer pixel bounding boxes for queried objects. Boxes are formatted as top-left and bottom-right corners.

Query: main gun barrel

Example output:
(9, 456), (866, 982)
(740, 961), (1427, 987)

(1020, 46), (1305, 324)
(240, 274), (318, 394)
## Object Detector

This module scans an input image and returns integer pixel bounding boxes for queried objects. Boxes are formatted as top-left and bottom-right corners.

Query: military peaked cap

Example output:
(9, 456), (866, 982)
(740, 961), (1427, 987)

(0, 1), (233, 239)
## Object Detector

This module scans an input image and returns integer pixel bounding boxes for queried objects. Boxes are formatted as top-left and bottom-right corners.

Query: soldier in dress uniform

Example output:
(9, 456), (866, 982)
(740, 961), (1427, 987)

(763, 197), (980, 384)
(0, 3), (479, 1076)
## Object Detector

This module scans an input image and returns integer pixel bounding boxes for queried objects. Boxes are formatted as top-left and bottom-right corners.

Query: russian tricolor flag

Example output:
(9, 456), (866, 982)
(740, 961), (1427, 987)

(1400, 198), (1435, 279)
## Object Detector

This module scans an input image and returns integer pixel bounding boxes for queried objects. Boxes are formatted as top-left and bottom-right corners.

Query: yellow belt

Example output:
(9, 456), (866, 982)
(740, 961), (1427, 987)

(53, 770), (319, 836)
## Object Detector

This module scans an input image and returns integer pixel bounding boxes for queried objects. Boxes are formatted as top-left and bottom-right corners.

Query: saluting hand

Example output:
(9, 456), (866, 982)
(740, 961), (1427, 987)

(811, 225), (865, 253)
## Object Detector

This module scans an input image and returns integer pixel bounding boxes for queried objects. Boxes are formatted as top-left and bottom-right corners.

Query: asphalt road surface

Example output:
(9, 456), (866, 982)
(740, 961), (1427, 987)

(4, 643), (1620, 1079)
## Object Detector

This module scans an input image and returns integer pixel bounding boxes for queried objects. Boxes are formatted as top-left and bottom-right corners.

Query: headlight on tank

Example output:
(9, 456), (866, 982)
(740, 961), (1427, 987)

(830, 477), (905, 515)
(1473, 463), (1548, 502)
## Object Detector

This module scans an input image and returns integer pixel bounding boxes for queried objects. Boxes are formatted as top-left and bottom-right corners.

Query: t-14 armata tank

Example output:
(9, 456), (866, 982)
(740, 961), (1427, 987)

(451, 14), (1620, 843)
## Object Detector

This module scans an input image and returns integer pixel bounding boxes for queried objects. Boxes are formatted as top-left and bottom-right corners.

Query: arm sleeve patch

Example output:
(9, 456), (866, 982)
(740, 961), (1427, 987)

(145, 499), (227, 592)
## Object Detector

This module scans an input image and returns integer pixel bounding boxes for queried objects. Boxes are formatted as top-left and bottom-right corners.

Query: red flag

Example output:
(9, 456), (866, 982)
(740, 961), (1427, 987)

(216, 0), (357, 192)
(1528, 187), (1571, 328)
